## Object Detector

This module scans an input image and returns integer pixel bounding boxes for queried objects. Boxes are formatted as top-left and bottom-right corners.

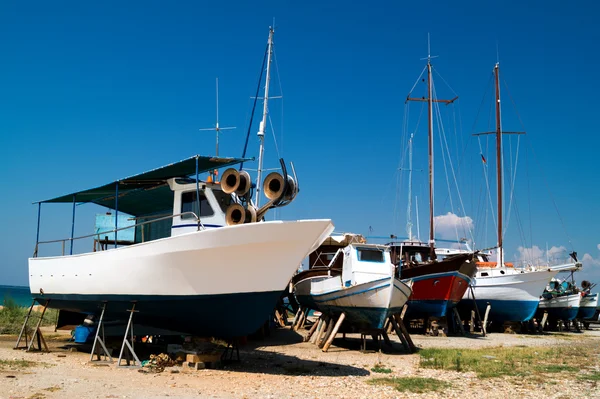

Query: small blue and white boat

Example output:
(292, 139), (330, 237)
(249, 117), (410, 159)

(538, 279), (581, 321)
(293, 243), (412, 330)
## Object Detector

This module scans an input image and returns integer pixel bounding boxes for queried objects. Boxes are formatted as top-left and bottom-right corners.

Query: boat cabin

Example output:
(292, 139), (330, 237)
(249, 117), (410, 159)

(33, 155), (250, 257)
(341, 244), (394, 287)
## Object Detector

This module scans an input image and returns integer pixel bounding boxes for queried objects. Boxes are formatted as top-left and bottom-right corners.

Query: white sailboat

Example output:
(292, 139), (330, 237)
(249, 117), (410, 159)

(456, 63), (569, 323)
(28, 27), (334, 338)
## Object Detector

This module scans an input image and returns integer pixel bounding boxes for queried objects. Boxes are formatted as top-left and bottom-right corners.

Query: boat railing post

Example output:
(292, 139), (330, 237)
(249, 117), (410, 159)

(69, 194), (76, 255)
(61, 240), (65, 256)
(195, 155), (201, 231)
(114, 182), (119, 249)
(35, 202), (41, 257)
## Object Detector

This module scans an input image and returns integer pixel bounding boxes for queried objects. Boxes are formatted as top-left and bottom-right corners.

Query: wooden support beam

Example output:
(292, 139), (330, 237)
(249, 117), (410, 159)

(482, 303), (491, 336)
(322, 313), (345, 352)
(291, 307), (303, 330)
(539, 311), (549, 331)
(318, 317), (335, 348)
(390, 315), (416, 353)
(298, 308), (308, 330)
(27, 302), (50, 352)
(304, 316), (320, 342)
(314, 316), (330, 346)
(309, 318), (324, 344)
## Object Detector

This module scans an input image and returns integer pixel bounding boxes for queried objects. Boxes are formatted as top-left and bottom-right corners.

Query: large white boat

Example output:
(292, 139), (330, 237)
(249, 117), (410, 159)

(293, 236), (412, 330)
(30, 156), (333, 337)
(459, 256), (559, 322)
(28, 27), (334, 338)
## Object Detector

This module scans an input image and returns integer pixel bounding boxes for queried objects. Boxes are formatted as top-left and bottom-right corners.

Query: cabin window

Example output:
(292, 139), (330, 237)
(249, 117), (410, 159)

(181, 191), (214, 219)
(212, 190), (234, 212)
(357, 248), (385, 262)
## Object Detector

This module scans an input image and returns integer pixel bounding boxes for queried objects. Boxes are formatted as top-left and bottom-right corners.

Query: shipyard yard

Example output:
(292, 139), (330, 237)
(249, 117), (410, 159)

(1, 325), (600, 399)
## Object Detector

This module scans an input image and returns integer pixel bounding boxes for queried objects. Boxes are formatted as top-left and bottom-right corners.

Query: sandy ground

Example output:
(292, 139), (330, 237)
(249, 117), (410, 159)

(1, 325), (600, 399)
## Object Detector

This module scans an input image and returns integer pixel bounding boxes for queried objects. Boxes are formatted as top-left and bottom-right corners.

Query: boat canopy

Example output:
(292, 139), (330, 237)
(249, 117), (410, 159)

(35, 155), (251, 216)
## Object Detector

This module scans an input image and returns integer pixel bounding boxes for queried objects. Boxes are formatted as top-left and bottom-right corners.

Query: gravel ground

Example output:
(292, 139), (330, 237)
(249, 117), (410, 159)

(1, 326), (600, 399)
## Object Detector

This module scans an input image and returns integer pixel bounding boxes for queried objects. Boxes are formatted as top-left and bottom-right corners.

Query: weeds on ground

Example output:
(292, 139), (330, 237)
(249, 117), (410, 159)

(578, 371), (600, 381)
(368, 377), (450, 393)
(0, 297), (58, 335)
(419, 345), (598, 379)
(0, 359), (38, 370)
(370, 363), (392, 374)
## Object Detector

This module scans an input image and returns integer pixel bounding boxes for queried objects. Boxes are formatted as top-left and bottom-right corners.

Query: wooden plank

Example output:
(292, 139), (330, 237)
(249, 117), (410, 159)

(322, 313), (345, 352)
(304, 317), (320, 342)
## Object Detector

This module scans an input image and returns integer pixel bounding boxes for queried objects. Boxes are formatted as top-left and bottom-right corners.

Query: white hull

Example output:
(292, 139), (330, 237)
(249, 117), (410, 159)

(30, 219), (334, 297)
(580, 294), (598, 309)
(463, 268), (559, 302)
(458, 268), (558, 322)
(538, 293), (581, 310)
(295, 275), (412, 329)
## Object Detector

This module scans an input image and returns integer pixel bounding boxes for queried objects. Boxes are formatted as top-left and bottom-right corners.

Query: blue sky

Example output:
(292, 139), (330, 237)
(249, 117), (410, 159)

(1, 1), (599, 286)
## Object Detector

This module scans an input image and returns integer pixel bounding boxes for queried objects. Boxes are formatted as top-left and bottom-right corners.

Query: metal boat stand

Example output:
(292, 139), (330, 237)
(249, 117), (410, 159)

(14, 299), (50, 352)
(117, 304), (141, 368)
(221, 339), (240, 363)
(89, 302), (113, 363)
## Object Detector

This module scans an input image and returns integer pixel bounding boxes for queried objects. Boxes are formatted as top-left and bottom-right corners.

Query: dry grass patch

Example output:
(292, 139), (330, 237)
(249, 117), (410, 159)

(0, 359), (38, 370)
(368, 377), (450, 393)
(419, 345), (598, 379)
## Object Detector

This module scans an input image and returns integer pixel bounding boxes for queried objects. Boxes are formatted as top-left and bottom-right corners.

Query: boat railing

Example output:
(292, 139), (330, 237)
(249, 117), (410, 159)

(33, 212), (202, 258)
(310, 250), (342, 269)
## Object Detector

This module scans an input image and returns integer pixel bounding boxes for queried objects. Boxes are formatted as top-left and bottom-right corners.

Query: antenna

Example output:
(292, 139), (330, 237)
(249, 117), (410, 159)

(496, 41), (500, 64)
(199, 77), (236, 157)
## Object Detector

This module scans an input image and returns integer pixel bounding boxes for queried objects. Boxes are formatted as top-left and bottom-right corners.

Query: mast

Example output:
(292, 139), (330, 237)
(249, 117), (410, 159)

(406, 37), (457, 259)
(406, 133), (414, 241)
(426, 54), (435, 258)
(473, 63), (523, 267)
(254, 26), (274, 207)
(494, 63), (503, 267)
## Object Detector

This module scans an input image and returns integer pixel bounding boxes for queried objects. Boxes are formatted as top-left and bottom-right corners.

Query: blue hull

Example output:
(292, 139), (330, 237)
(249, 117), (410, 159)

(405, 299), (454, 319)
(577, 307), (596, 320)
(457, 299), (540, 322)
(537, 306), (579, 321)
(34, 291), (282, 338)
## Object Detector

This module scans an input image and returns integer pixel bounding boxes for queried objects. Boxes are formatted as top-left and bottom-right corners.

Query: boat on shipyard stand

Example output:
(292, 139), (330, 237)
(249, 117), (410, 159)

(292, 234), (413, 330)
(29, 155), (333, 338)
(27, 27), (334, 339)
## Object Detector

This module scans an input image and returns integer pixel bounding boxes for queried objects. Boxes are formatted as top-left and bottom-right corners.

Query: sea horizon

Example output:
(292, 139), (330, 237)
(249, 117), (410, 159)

(0, 284), (33, 307)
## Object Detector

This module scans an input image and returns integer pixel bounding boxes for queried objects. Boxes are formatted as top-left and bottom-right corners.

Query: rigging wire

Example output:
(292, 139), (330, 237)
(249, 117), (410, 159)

(432, 81), (475, 245)
(273, 43), (284, 156)
(503, 78), (574, 253)
(240, 42), (269, 170)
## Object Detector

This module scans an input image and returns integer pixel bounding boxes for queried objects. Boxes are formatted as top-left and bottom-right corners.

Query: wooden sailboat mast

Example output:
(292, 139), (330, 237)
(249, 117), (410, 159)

(494, 63), (503, 266)
(406, 41), (457, 259)
(474, 63), (524, 266)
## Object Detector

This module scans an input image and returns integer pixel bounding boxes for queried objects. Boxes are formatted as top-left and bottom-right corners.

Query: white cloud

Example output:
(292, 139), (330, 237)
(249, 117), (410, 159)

(516, 245), (570, 265)
(582, 253), (600, 268)
(434, 212), (473, 240)
(515, 243), (600, 285)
